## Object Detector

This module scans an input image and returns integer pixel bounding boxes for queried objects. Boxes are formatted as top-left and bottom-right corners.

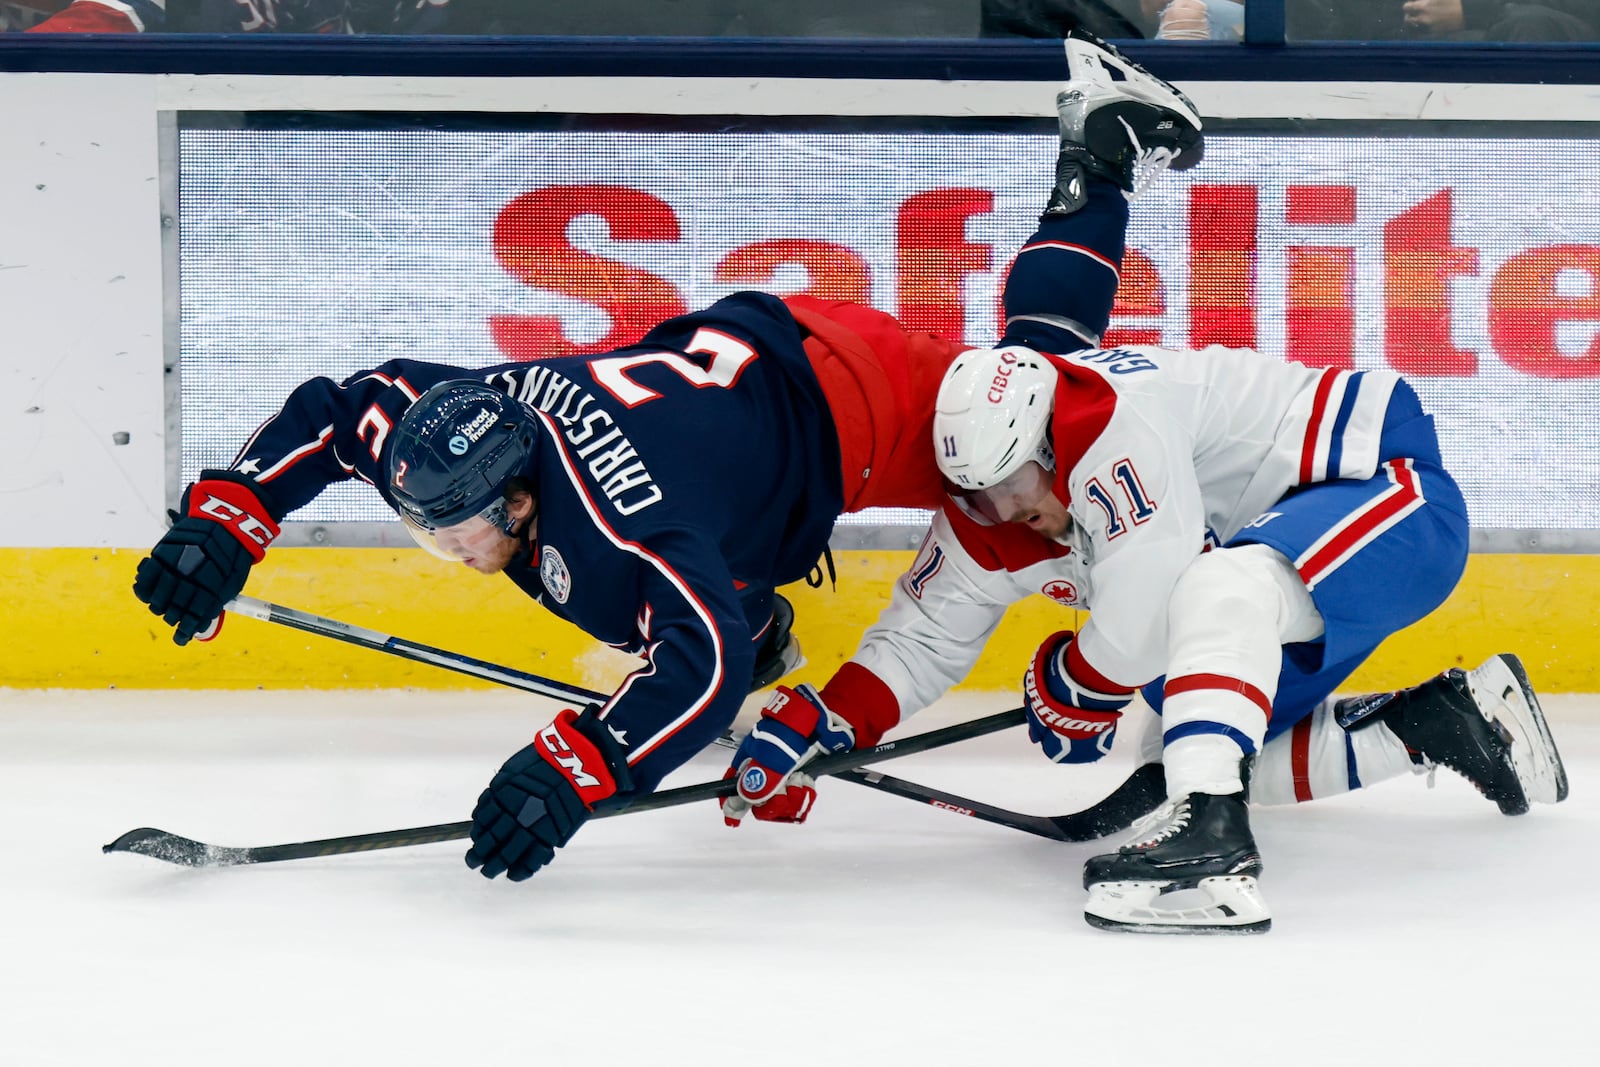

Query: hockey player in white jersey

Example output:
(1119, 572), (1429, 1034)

(734, 340), (1568, 934)
(720, 67), (1568, 935)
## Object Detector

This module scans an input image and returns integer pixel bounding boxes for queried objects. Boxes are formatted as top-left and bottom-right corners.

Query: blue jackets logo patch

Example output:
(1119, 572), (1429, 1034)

(539, 546), (571, 604)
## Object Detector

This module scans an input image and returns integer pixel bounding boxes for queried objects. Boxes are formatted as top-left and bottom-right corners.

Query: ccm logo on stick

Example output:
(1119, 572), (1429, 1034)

(931, 800), (975, 816)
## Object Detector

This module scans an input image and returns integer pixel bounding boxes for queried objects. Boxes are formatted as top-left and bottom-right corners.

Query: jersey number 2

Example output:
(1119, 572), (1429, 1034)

(589, 328), (758, 408)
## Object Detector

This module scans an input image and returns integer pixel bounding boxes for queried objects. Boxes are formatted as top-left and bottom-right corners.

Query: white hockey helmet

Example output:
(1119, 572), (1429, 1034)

(934, 346), (1058, 492)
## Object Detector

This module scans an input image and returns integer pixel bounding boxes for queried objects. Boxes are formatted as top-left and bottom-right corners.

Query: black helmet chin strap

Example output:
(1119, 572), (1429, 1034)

(511, 499), (538, 556)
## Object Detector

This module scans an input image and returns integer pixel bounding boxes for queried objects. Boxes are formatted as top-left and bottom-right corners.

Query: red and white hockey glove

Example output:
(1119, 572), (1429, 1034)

(132, 472), (280, 646)
(1022, 631), (1133, 764)
(721, 684), (856, 826)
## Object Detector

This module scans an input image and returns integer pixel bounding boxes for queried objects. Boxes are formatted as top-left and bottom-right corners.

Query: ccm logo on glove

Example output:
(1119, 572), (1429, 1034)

(538, 719), (602, 789)
(195, 495), (275, 550)
(189, 480), (279, 560)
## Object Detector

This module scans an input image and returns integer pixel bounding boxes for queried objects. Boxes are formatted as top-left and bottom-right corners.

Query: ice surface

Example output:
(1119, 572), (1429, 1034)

(1, 688), (1594, 1065)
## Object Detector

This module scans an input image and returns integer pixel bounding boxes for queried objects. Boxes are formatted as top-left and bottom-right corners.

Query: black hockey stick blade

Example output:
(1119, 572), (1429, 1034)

(853, 761), (1166, 842)
(102, 821), (474, 868)
(1050, 761), (1166, 839)
(104, 708), (1028, 868)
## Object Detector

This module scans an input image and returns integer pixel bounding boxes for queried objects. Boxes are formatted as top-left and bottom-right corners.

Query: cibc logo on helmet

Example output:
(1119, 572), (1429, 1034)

(986, 349), (1019, 404)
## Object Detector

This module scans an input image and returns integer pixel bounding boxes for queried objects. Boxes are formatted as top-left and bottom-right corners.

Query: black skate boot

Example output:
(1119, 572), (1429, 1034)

(1337, 653), (1568, 816)
(749, 593), (803, 691)
(1082, 790), (1270, 934)
(1044, 31), (1205, 217)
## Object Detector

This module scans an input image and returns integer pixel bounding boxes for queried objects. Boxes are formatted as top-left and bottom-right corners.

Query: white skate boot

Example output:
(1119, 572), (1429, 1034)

(1046, 31), (1205, 215)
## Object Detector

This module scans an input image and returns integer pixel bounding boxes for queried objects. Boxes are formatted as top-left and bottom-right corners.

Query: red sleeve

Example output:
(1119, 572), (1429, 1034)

(1065, 638), (1138, 696)
(818, 662), (903, 748)
(27, 1), (141, 32)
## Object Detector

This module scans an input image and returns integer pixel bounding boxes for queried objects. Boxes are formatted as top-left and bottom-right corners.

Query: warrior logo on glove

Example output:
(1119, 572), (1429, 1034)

(1022, 630), (1135, 765)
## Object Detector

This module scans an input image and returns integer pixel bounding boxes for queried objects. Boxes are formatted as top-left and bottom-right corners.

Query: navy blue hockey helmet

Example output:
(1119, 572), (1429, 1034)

(388, 380), (540, 557)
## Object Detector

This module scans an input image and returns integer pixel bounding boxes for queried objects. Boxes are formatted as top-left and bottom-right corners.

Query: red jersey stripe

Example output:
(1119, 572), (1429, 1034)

(1017, 240), (1122, 279)
(1297, 460), (1421, 587)
(1298, 368), (1340, 484)
(1290, 716), (1315, 802)
(1164, 672), (1273, 720)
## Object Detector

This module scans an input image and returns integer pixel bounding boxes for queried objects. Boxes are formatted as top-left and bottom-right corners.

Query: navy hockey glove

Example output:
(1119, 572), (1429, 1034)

(466, 706), (631, 882)
(721, 683), (855, 826)
(133, 474), (279, 646)
(1022, 631), (1131, 764)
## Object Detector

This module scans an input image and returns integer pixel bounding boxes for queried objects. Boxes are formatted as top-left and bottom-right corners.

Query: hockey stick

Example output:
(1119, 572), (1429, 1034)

(855, 761), (1165, 843)
(103, 754), (1168, 868)
(102, 707), (1027, 868)
(205, 593), (1160, 840)
(214, 595), (1162, 842)
(221, 595), (597, 704)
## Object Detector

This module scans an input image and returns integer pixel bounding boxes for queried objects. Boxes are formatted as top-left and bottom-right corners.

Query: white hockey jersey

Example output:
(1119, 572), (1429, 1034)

(828, 345), (1400, 733)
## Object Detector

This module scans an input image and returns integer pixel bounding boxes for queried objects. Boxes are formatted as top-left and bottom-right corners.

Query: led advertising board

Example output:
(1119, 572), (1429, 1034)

(177, 123), (1600, 533)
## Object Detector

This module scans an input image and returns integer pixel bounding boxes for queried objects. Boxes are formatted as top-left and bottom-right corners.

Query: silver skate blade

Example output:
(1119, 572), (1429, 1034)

(1084, 876), (1272, 934)
(1469, 654), (1569, 806)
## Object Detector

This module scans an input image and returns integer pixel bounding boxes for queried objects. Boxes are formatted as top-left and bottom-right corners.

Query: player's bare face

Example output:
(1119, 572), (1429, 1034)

(1016, 491), (1071, 539)
(971, 460), (1067, 536)
(435, 492), (537, 575)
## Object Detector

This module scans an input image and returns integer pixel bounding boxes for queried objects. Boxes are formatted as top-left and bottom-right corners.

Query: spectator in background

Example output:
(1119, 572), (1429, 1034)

(1401, 0), (1597, 39)
(980, 0), (1147, 37)
(9, 0), (457, 31)
(980, 0), (1246, 40)
(7, 0), (163, 30)
(1140, 0), (1243, 39)
(171, 0), (449, 32)
(1287, 0), (1595, 38)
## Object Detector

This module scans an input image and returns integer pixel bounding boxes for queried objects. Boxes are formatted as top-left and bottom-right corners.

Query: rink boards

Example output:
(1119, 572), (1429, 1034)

(1, 71), (1598, 694)
(7, 546), (1596, 693)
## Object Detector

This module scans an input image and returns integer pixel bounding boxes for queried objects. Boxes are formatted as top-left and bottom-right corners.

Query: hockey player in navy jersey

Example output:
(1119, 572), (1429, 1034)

(132, 34), (1204, 883)
(717, 52), (1570, 934)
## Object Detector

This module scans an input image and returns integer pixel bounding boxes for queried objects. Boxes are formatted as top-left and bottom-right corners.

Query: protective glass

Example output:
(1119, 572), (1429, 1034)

(401, 497), (514, 562)
(964, 460), (1054, 525)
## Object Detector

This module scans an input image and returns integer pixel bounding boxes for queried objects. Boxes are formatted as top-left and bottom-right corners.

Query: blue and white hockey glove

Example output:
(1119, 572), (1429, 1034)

(1022, 631), (1132, 764)
(721, 684), (856, 826)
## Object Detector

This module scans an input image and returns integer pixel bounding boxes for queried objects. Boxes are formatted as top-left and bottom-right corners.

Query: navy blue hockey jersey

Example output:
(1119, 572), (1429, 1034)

(225, 292), (843, 794)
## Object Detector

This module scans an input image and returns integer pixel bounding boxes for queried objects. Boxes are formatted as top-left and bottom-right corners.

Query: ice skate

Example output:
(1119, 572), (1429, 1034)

(1045, 31), (1205, 215)
(1338, 653), (1568, 815)
(749, 593), (804, 690)
(1082, 791), (1270, 934)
